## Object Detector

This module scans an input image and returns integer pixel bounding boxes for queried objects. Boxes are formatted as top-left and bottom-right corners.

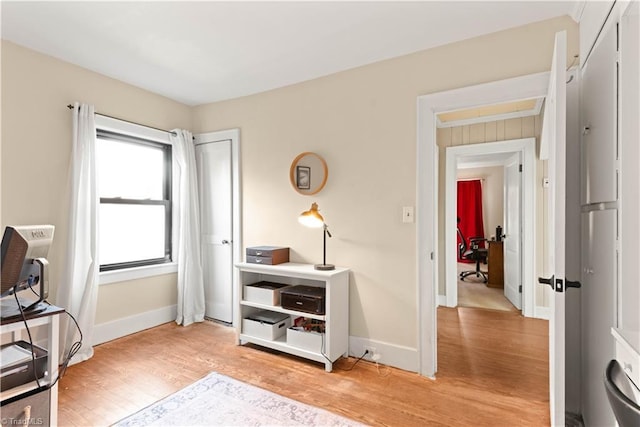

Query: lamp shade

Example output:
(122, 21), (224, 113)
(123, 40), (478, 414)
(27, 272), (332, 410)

(298, 202), (324, 228)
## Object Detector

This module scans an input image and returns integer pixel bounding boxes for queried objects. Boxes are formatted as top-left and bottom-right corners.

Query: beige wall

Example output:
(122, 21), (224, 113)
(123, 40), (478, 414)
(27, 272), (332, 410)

(192, 17), (578, 347)
(0, 41), (192, 324)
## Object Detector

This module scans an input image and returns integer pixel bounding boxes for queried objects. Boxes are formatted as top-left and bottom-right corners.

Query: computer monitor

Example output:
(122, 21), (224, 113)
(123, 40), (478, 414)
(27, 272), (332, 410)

(1, 225), (54, 315)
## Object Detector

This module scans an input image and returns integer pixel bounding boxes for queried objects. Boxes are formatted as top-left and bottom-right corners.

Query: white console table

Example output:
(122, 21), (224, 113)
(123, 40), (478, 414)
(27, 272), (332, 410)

(1, 304), (64, 426)
(235, 262), (349, 372)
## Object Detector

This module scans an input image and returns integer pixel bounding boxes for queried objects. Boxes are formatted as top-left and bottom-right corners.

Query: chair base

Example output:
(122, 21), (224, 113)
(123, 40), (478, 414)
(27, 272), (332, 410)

(460, 270), (487, 283)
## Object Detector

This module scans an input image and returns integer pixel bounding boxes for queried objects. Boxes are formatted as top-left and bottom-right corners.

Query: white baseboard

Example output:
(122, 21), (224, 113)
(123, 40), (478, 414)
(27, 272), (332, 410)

(535, 305), (550, 320)
(93, 305), (177, 346)
(437, 295), (447, 307)
(349, 336), (418, 372)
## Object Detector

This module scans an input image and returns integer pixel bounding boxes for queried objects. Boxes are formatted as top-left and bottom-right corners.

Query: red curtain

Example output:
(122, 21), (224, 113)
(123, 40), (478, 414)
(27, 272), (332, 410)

(457, 180), (485, 262)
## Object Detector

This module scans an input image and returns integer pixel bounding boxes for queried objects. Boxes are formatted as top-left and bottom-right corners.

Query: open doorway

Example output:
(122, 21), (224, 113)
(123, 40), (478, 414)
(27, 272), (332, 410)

(456, 160), (516, 312)
(417, 71), (552, 378)
(442, 136), (537, 317)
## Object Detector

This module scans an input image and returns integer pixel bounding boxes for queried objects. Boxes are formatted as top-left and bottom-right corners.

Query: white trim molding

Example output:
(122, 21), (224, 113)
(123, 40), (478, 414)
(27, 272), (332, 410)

(417, 71), (550, 378)
(349, 336), (420, 375)
(93, 304), (177, 346)
(444, 138), (536, 318)
(99, 262), (177, 285)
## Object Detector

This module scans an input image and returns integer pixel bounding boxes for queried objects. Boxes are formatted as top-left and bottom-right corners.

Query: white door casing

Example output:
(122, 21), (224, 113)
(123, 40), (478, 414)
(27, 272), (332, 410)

(504, 153), (522, 309)
(539, 30), (567, 427)
(418, 71), (550, 377)
(418, 29), (570, 425)
(444, 139), (535, 314)
(194, 129), (242, 325)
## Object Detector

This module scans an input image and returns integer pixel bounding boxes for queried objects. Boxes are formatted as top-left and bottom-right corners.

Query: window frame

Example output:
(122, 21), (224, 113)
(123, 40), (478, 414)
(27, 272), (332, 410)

(95, 115), (176, 279)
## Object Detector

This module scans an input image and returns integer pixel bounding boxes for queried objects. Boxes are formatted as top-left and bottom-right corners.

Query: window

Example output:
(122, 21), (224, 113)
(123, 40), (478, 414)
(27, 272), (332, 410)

(96, 129), (172, 271)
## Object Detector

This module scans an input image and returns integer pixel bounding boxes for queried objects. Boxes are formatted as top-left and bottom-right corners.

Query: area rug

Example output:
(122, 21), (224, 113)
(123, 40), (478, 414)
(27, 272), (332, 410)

(113, 371), (362, 426)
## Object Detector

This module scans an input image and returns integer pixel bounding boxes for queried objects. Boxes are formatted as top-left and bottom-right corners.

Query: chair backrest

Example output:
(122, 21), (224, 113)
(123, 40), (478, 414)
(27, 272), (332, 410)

(457, 227), (467, 259)
(604, 359), (640, 427)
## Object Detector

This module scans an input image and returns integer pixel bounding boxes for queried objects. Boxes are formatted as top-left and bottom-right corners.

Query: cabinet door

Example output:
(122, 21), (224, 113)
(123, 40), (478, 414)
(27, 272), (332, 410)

(581, 209), (617, 427)
(619, 7), (640, 333)
(580, 22), (617, 205)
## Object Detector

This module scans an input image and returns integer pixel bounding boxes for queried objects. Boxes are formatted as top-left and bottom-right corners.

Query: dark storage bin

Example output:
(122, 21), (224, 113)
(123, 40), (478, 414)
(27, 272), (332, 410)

(281, 285), (326, 315)
(0, 341), (48, 392)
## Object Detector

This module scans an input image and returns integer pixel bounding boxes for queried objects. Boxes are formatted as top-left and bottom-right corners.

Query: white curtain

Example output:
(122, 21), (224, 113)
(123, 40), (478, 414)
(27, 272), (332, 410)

(171, 129), (205, 326)
(57, 102), (99, 363)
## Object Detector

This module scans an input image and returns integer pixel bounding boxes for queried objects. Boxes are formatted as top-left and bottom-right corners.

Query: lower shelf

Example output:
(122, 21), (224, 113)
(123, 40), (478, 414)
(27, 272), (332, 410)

(1, 380), (51, 403)
(239, 333), (336, 372)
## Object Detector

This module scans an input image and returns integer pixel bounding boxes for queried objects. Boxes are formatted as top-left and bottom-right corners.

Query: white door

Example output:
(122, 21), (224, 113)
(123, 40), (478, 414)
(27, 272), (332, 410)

(195, 140), (233, 323)
(503, 154), (522, 309)
(538, 30), (567, 427)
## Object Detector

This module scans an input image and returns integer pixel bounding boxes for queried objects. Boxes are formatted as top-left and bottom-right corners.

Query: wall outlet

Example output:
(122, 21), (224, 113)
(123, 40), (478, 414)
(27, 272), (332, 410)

(364, 346), (381, 361)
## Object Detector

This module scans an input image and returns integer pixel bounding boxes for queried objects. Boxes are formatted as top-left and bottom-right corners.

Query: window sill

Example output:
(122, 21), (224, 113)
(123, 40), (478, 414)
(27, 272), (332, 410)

(99, 262), (178, 285)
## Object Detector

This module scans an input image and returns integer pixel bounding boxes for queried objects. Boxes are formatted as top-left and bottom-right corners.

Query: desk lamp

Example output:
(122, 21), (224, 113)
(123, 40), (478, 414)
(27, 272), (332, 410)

(298, 203), (334, 270)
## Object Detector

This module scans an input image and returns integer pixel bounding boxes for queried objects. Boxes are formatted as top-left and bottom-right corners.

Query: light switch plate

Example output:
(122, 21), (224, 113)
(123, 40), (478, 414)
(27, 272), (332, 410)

(403, 206), (414, 223)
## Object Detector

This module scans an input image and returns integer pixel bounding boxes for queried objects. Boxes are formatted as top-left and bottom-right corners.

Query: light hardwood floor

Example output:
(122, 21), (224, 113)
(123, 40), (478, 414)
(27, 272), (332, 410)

(457, 262), (517, 312)
(58, 307), (549, 426)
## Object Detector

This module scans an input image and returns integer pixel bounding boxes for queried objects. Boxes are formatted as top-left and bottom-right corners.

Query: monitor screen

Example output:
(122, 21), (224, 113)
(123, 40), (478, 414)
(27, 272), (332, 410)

(1, 225), (54, 298)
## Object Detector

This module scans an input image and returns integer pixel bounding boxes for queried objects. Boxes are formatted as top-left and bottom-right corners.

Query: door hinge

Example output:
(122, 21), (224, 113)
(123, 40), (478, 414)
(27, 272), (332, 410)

(430, 252), (434, 260)
(519, 285), (523, 293)
(519, 164), (523, 172)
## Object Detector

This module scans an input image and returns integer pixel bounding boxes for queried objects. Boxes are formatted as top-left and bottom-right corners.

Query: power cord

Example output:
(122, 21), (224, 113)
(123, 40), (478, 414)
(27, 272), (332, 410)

(14, 291), (42, 389)
(298, 319), (377, 373)
(335, 349), (369, 372)
(11, 287), (83, 391)
(52, 307), (83, 386)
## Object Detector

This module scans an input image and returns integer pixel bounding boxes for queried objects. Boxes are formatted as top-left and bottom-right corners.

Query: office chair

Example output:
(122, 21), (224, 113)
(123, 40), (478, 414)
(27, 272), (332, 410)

(457, 227), (488, 282)
(604, 359), (640, 427)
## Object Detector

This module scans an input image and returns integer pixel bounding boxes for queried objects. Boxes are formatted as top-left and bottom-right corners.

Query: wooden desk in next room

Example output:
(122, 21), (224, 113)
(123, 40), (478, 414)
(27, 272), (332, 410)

(487, 241), (504, 288)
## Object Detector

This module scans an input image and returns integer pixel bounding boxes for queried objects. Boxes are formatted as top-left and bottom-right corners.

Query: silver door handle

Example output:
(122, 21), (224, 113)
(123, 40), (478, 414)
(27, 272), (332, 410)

(222, 240), (230, 245)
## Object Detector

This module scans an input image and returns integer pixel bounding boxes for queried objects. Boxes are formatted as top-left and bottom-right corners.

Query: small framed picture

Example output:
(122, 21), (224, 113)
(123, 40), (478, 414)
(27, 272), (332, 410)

(296, 166), (311, 190)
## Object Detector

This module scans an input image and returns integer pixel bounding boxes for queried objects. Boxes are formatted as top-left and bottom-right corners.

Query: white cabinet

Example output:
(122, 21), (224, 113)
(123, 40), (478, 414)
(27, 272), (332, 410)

(579, 0), (616, 66)
(1, 305), (63, 426)
(235, 262), (349, 372)
(579, 2), (640, 425)
(580, 20), (617, 205)
(619, 5), (640, 334)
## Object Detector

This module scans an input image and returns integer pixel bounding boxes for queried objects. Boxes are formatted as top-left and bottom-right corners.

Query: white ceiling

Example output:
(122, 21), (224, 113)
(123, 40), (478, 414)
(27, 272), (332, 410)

(1, 1), (577, 106)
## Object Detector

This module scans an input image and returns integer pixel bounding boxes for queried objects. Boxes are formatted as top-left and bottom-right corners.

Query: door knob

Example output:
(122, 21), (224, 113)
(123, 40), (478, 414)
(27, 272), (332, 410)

(566, 279), (582, 289)
(222, 239), (230, 245)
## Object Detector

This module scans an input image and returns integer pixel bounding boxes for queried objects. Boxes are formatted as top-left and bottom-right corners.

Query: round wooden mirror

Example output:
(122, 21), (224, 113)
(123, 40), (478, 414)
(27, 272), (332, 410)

(289, 152), (328, 195)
